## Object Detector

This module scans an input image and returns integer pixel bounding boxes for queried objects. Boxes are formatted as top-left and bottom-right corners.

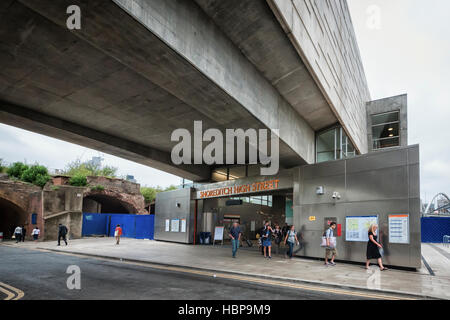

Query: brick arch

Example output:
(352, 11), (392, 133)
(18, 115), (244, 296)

(83, 190), (142, 214)
(0, 182), (41, 239)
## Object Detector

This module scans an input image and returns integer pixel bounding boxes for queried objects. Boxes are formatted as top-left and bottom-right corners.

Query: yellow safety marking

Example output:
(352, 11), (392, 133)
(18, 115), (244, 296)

(0, 282), (24, 300)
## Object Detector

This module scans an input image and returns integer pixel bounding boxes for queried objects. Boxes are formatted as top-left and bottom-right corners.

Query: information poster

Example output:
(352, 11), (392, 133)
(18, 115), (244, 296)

(214, 226), (224, 241)
(346, 216), (378, 242)
(171, 219), (180, 232)
(181, 219), (187, 233)
(389, 214), (409, 244)
(165, 219), (170, 232)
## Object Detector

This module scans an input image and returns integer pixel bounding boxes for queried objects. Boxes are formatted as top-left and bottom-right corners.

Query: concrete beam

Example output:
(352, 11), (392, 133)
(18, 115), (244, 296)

(0, 101), (211, 181)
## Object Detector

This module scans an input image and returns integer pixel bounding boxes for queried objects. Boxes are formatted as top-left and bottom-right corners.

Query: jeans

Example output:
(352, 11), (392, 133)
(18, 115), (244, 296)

(58, 234), (67, 245)
(231, 239), (239, 257)
(287, 242), (294, 258)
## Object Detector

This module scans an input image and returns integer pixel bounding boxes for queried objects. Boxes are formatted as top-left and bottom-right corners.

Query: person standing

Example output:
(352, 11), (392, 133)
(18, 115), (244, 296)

(228, 222), (242, 258)
(114, 224), (123, 245)
(366, 224), (388, 271)
(273, 225), (283, 255)
(57, 223), (68, 246)
(324, 222), (337, 266)
(21, 225), (26, 242)
(284, 225), (299, 259)
(14, 226), (22, 243)
(261, 222), (273, 259)
(31, 226), (40, 242)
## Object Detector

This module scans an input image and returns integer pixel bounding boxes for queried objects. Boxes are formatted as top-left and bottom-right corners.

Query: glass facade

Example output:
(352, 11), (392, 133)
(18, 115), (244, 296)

(316, 126), (357, 163)
(372, 111), (400, 150)
(231, 195), (273, 207)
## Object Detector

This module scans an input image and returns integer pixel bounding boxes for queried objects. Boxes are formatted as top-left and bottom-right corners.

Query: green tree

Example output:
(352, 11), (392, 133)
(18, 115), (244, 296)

(7, 163), (51, 188)
(0, 159), (6, 173)
(7, 162), (29, 179)
(64, 159), (118, 178)
(140, 185), (178, 203)
(69, 174), (88, 187)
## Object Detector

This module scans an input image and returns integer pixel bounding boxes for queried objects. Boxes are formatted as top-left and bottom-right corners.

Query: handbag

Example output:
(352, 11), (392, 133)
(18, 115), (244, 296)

(320, 236), (336, 248)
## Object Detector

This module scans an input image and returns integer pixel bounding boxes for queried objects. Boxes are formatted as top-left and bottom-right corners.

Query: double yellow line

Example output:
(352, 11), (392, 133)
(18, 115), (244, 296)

(0, 282), (24, 300)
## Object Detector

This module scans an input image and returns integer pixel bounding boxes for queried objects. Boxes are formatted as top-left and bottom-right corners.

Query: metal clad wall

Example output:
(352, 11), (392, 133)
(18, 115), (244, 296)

(421, 217), (450, 243)
(294, 145), (421, 268)
(155, 188), (193, 243)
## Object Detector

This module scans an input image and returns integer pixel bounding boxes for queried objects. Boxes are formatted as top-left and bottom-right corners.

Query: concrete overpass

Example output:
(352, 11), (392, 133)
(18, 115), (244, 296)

(0, 0), (370, 181)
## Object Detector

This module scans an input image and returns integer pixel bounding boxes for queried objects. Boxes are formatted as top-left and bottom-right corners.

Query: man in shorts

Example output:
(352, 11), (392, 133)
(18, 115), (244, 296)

(325, 222), (337, 266)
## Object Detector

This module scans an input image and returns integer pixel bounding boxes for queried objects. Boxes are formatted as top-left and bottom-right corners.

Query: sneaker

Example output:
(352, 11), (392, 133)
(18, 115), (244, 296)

(268, 256), (272, 259)
(329, 262), (336, 266)
(324, 262), (329, 266)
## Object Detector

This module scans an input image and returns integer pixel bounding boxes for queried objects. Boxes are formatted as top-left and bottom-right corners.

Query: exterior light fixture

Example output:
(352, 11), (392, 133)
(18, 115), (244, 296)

(332, 192), (341, 200)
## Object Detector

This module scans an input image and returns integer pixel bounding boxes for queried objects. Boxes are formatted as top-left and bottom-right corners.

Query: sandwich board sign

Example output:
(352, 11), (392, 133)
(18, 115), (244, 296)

(213, 226), (224, 246)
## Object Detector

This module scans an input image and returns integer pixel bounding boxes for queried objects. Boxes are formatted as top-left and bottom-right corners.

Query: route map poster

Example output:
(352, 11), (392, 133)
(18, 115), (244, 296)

(345, 216), (378, 242)
(389, 214), (409, 244)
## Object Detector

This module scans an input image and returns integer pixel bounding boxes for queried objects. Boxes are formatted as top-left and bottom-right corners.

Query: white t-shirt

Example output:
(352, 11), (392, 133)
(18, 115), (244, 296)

(14, 227), (22, 234)
(32, 229), (40, 235)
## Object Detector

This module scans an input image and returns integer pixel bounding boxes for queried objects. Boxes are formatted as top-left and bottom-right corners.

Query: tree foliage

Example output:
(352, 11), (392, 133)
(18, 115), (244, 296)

(141, 185), (178, 203)
(63, 159), (118, 178)
(69, 174), (88, 187)
(7, 162), (51, 188)
(7, 162), (29, 179)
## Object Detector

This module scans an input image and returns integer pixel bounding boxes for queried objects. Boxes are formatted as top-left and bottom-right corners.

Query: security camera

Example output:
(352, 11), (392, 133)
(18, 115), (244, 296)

(332, 192), (341, 200)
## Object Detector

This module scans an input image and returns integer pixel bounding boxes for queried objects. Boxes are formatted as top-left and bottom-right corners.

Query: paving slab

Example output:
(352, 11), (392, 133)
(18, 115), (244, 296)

(2, 238), (449, 299)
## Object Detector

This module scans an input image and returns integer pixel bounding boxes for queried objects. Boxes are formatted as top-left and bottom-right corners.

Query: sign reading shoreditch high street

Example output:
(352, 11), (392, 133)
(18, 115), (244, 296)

(198, 179), (280, 199)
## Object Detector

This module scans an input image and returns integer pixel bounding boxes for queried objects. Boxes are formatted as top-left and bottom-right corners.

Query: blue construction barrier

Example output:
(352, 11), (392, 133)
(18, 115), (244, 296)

(82, 213), (154, 240)
(421, 216), (450, 243)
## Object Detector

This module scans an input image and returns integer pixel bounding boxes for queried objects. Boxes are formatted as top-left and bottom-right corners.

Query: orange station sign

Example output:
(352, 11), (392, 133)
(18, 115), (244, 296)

(198, 179), (280, 199)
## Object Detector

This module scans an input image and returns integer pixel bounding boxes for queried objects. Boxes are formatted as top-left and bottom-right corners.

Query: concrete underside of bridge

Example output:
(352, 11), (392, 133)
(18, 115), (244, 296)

(0, 0), (340, 181)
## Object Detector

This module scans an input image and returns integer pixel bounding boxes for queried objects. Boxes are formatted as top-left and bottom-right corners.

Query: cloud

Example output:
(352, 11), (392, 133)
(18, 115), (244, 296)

(348, 0), (450, 201)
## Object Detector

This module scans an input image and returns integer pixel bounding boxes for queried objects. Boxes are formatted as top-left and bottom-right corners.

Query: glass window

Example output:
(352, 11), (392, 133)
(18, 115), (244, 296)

(372, 111), (400, 150)
(316, 126), (357, 163)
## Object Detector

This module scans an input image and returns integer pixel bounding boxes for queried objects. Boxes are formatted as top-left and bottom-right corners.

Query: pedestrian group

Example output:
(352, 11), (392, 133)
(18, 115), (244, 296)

(228, 221), (389, 270)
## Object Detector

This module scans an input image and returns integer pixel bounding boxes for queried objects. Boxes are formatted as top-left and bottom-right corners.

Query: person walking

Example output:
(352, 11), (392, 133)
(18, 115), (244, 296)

(21, 225), (26, 242)
(273, 225), (283, 255)
(114, 224), (123, 245)
(324, 222), (337, 266)
(261, 222), (273, 259)
(14, 226), (22, 243)
(31, 226), (40, 242)
(228, 222), (242, 258)
(366, 224), (388, 271)
(57, 223), (68, 246)
(258, 222), (267, 255)
(284, 225), (299, 259)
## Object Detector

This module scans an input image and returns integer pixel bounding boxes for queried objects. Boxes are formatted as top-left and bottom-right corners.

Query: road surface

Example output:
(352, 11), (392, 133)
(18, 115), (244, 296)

(0, 246), (406, 300)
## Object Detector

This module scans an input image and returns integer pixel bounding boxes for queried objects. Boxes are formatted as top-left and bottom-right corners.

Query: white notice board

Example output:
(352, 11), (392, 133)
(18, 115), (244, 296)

(171, 219), (180, 232)
(346, 216), (378, 242)
(165, 219), (170, 232)
(389, 214), (409, 244)
(214, 226), (224, 241)
(181, 219), (187, 233)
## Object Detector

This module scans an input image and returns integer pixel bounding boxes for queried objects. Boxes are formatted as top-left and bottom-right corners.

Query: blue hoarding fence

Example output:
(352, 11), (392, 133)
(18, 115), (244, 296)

(421, 216), (450, 243)
(82, 213), (154, 240)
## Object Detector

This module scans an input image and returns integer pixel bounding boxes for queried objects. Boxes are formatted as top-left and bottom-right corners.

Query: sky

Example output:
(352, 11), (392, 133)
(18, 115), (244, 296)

(0, 0), (449, 201)
(347, 0), (450, 202)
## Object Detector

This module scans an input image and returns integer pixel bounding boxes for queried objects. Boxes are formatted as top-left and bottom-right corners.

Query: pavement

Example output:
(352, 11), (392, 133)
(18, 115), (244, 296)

(1, 246), (382, 300)
(2, 238), (449, 300)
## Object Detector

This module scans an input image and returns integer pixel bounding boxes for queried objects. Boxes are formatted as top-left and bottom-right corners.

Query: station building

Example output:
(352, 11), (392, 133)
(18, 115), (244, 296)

(154, 2), (420, 269)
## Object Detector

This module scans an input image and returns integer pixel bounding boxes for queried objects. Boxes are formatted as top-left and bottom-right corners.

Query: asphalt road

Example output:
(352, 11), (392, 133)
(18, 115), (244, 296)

(0, 246), (387, 300)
